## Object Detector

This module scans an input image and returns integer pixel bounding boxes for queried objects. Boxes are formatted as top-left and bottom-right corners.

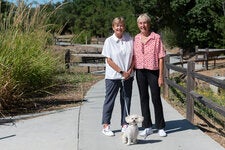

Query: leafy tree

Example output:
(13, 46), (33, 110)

(0, 1), (12, 13)
(185, 0), (224, 48)
(6, 0), (225, 48)
(168, 0), (196, 49)
(63, 0), (136, 43)
(168, 0), (225, 49)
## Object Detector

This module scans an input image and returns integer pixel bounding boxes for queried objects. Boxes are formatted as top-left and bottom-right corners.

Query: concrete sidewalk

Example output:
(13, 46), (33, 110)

(78, 79), (224, 150)
(0, 79), (224, 150)
(0, 108), (78, 150)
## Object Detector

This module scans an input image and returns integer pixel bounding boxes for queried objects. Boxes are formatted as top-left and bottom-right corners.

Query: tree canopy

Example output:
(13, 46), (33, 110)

(2, 0), (225, 49)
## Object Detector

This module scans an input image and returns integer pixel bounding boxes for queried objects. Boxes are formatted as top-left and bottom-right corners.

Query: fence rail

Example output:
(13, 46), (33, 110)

(177, 48), (225, 70)
(163, 53), (225, 123)
(54, 35), (75, 46)
(65, 49), (105, 73)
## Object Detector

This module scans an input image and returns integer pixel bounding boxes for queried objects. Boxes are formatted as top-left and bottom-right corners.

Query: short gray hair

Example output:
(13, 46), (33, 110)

(137, 13), (151, 24)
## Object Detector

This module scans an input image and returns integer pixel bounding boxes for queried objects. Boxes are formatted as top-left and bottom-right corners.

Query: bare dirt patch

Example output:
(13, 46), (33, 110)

(0, 74), (104, 117)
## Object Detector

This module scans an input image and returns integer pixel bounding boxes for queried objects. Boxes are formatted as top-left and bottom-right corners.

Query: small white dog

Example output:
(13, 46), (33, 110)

(122, 114), (144, 145)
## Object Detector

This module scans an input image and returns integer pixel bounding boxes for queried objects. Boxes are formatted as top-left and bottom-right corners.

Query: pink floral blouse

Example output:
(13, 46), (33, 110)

(133, 32), (166, 70)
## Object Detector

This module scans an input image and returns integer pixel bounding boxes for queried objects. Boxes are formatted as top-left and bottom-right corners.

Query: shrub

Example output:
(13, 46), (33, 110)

(160, 27), (177, 49)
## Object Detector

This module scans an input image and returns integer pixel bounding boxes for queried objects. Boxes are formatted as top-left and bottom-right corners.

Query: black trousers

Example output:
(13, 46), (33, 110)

(136, 69), (165, 129)
(102, 77), (134, 126)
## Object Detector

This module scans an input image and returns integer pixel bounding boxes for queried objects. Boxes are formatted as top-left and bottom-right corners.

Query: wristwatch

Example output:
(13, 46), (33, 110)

(119, 70), (124, 74)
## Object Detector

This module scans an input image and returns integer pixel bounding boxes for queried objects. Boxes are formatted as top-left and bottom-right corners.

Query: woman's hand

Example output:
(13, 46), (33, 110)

(122, 71), (130, 80)
(158, 76), (164, 87)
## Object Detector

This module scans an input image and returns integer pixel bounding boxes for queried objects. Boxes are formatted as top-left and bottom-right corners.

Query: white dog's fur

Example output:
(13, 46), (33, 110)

(122, 114), (144, 145)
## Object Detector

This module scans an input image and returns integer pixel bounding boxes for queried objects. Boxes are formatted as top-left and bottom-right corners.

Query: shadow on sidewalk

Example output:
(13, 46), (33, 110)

(0, 134), (16, 140)
(111, 119), (195, 135)
(165, 119), (197, 134)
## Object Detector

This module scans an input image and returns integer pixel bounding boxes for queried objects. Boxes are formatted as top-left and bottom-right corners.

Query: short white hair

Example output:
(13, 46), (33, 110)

(137, 13), (151, 24)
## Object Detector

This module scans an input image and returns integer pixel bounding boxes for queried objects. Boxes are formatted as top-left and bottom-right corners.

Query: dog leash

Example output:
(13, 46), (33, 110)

(121, 78), (129, 116)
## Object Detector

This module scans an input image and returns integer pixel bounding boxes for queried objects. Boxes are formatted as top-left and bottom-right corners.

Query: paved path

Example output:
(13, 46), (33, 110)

(0, 79), (224, 150)
(0, 108), (78, 150)
(78, 79), (224, 150)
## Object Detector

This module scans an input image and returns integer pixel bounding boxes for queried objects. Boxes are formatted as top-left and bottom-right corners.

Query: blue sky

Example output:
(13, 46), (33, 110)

(8, 0), (63, 5)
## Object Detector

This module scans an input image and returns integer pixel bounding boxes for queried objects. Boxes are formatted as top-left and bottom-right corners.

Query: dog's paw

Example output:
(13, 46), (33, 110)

(122, 137), (127, 144)
(126, 142), (131, 146)
(133, 139), (137, 144)
(122, 140), (127, 144)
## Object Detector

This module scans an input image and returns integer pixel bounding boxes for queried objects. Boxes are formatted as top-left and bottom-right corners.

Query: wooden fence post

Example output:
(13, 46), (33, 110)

(180, 49), (183, 67)
(186, 61), (195, 123)
(65, 49), (71, 70)
(87, 66), (90, 73)
(163, 55), (170, 99)
(205, 48), (209, 70)
(195, 46), (198, 61)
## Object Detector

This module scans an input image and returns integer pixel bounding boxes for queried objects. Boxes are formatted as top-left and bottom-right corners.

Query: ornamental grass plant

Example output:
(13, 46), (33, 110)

(0, 2), (59, 110)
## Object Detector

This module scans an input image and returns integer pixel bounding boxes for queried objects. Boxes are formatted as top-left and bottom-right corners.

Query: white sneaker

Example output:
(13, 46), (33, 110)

(158, 129), (167, 137)
(139, 127), (153, 137)
(102, 126), (115, 136)
(121, 124), (128, 133)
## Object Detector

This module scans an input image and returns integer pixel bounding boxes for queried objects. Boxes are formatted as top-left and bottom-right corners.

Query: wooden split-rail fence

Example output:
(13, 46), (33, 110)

(163, 52), (225, 124)
(178, 47), (225, 70)
(54, 35), (75, 46)
(65, 49), (105, 73)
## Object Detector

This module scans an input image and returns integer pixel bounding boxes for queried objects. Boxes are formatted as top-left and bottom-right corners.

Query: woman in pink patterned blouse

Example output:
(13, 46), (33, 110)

(133, 13), (167, 137)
